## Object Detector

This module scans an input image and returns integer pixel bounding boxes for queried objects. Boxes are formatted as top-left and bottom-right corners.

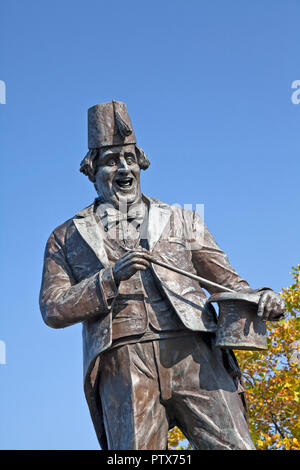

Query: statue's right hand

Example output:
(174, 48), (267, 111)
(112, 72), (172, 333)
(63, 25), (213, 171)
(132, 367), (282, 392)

(113, 249), (151, 284)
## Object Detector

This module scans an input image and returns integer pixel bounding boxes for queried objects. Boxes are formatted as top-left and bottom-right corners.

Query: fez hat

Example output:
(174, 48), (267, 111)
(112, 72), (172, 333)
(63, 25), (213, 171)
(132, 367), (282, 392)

(88, 100), (136, 149)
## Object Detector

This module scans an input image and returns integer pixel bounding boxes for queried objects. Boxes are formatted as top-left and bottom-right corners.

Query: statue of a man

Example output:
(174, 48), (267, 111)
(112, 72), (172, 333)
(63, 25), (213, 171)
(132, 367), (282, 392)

(39, 100), (285, 450)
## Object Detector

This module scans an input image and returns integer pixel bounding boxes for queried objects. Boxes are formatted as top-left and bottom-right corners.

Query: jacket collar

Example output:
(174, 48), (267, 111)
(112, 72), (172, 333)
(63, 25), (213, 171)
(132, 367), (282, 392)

(72, 194), (172, 262)
(73, 202), (110, 268)
(143, 194), (171, 251)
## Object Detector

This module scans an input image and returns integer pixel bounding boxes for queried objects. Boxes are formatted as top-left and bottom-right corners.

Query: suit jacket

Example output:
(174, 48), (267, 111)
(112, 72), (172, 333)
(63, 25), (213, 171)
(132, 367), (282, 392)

(39, 194), (250, 448)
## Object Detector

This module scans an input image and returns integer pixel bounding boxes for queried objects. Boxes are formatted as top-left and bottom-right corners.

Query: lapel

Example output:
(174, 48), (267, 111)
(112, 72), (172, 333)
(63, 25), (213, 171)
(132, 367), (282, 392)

(73, 203), (110, 268)
(143, 195), (172, 251)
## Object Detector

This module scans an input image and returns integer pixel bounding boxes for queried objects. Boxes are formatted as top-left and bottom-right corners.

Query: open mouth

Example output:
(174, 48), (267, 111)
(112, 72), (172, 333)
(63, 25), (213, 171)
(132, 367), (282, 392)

(115, 177), (134, 189)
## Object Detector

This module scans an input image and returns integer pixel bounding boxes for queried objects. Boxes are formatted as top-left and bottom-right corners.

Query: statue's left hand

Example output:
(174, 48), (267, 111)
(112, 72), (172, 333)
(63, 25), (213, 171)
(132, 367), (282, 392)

(257, 291), (286, 321)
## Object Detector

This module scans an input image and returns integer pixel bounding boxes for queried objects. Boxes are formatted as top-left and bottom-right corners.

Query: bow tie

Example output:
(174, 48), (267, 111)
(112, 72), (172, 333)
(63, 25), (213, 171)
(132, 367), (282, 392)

(100, 205), (145, 232)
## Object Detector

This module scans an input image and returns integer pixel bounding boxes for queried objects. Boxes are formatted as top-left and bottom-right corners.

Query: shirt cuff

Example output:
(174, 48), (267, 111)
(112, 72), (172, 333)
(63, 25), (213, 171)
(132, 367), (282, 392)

(98, 266), (118, 309)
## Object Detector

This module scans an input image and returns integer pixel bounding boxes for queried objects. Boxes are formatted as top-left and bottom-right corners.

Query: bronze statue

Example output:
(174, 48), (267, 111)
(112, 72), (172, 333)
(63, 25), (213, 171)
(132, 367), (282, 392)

(39, 100), (285, 450)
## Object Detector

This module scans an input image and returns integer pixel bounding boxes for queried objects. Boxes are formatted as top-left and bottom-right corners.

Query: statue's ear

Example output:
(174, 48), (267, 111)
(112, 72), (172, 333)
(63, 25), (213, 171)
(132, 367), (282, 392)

(80, 149), (99, 182)
(135, 145), (150, 170)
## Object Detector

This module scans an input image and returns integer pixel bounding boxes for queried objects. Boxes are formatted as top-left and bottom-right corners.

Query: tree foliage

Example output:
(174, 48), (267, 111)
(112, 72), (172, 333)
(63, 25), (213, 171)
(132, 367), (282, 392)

(168, 264), (300, 450)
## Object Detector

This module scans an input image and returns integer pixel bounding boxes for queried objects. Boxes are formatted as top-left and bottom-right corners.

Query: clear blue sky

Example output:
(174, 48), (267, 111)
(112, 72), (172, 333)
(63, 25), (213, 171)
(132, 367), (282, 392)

(0, 0), (299, 450)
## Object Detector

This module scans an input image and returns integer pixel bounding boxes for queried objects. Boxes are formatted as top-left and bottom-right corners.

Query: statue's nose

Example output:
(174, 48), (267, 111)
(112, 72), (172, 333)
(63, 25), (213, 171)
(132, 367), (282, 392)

(118, 158), (130, 173)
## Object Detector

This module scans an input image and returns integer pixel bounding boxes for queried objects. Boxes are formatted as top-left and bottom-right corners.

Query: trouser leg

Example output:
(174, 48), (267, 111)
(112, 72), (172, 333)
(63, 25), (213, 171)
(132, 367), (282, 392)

(98, 342), (169, 450)
(99, 334), (255, 450)
(155, 335), (255, 450)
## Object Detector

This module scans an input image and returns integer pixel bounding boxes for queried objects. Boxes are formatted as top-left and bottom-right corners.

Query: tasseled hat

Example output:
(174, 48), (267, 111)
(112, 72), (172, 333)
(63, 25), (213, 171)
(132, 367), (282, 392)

(81, 100), (150, 181)
(88, 100), (136, 148)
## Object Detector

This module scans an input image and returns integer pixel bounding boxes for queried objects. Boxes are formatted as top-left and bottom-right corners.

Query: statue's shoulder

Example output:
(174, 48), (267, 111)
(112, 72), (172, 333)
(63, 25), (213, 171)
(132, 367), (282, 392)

(50, 202), (95, 242)
(144, 195), (183, 214)
(146, 195), (198, 225)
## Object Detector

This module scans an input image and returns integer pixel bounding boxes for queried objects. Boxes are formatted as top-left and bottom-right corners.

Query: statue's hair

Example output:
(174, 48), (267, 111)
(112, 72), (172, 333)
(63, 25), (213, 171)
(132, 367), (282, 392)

(80, 145), (150, 183)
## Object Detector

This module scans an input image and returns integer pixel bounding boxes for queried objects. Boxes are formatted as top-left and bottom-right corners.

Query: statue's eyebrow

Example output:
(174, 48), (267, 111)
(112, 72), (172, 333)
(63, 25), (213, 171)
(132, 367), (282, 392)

(124, 151), (136, 158)
(99, 151), (120, 164)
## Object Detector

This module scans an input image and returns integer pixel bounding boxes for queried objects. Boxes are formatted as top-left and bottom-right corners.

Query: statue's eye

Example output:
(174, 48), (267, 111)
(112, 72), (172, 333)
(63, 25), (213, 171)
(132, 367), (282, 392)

(106, 158), (116, 166)
(125, 155), (135, 165)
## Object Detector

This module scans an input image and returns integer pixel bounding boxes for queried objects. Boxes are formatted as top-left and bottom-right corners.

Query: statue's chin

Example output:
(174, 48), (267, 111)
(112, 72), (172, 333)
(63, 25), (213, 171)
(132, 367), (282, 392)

(99, 189), (142, 210)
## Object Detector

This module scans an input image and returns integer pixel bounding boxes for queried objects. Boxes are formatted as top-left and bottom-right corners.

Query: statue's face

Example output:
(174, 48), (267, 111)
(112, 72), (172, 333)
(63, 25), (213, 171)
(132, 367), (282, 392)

(94, 144), (141, 208)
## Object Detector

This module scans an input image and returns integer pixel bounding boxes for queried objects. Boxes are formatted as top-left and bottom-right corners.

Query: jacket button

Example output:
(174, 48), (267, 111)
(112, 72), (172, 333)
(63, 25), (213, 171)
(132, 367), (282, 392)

(103, 328), (108, 335)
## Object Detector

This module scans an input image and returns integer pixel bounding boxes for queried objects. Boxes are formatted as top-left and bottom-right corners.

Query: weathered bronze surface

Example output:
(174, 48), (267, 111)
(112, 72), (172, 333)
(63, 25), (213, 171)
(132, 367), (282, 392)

(209, 292), (268, 350)
(39, 100), (286, 450)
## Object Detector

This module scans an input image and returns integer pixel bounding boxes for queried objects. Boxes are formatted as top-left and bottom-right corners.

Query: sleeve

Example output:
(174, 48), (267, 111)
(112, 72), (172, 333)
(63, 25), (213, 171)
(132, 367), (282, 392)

(188, 211), (284, 320)
(189, 211), (252, 294)
(39, 230), (118, 329)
